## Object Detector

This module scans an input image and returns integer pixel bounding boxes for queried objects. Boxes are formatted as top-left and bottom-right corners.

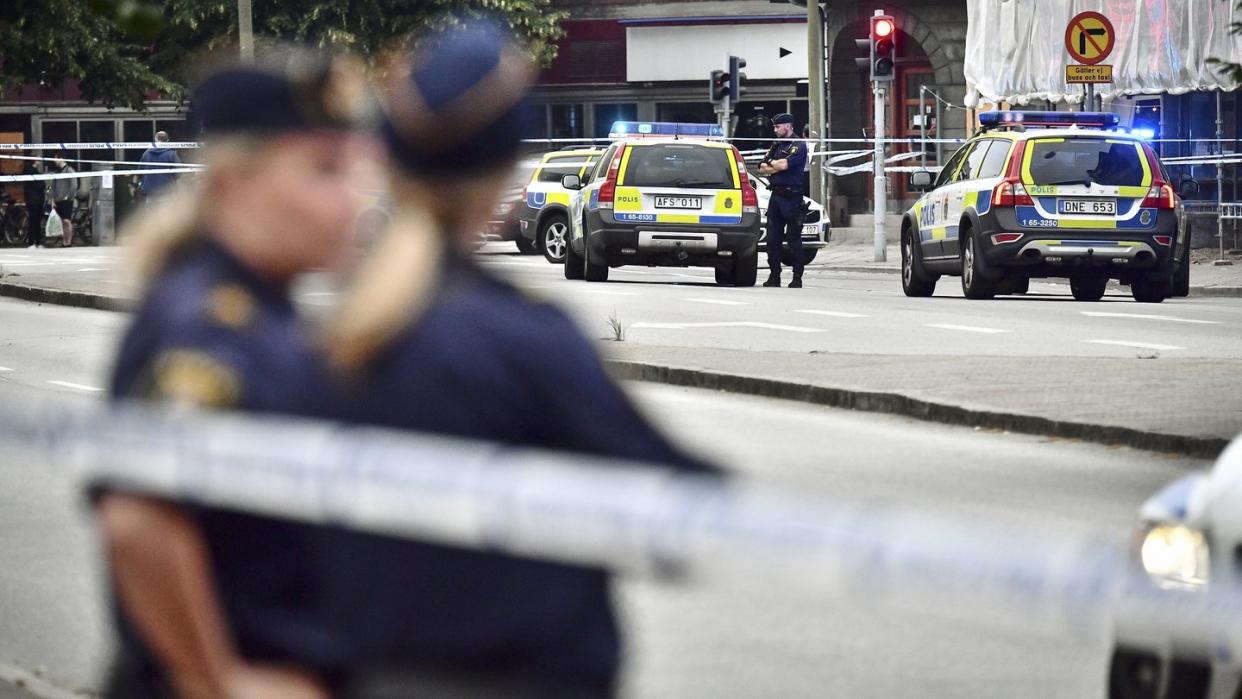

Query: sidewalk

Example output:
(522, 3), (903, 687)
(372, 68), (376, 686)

(810, 241), (1242, 296)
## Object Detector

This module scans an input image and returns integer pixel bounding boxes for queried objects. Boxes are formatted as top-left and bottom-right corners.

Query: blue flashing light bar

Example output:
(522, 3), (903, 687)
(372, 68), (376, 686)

(1129, 127), (1157, 140)
(608, 121), (725, 139)
(977, 111), (1121, 130)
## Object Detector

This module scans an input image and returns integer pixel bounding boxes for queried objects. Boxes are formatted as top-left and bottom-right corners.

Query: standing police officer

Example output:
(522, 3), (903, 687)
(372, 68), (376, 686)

(758, 113), (808, 288)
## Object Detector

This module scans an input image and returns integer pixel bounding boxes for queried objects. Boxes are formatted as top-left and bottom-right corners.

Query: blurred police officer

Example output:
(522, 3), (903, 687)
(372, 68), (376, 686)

(96, 50), (367, 698)
(318, 22), (721, 698)
(758, 113), (808, 288)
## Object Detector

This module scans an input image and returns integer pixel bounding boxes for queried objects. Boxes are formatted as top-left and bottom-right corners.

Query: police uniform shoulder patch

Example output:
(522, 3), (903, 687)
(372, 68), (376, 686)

(150, 349), (242, 408)
(206, 284), (256, 330)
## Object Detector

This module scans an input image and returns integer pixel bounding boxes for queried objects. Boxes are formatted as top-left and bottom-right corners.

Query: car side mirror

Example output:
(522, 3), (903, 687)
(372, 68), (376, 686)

(1179, 179), (1200, 198)
(909, 170), (933, 190)
(561, 174), (582, 190)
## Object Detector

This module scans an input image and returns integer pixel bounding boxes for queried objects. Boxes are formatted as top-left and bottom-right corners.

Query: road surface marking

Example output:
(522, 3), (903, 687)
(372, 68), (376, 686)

(76, 268), (109, 272)
(683, 298), (750, 306)
(1083, 339), (1185, 351)
(299, 292), (338, 297)
(0, 367), (11, 372)
(47, 380), (103, 392)
(576, 289), (640, 296)
(1081, 311), (1220, 325)
(631, 321), (825, 333)
(924, 323), (1010, 334)
(794, 309), (869, 319)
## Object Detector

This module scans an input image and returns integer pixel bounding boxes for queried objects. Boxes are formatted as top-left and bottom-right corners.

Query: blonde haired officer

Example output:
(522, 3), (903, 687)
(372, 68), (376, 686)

(96, 52), (367, 698)
(313, 23), (722, 697)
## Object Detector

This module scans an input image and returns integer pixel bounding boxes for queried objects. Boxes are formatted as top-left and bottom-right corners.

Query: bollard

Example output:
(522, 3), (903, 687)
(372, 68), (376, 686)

(93, 167), (116, 246)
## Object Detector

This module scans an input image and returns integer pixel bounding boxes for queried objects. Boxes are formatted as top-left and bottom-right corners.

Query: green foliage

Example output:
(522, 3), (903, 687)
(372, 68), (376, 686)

(0, 0), (566, 111)
(1209, 2), (1242, 83)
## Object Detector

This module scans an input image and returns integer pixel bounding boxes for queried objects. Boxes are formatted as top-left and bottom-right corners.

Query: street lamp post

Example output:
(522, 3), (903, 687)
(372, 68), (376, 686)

(238, 0), (255, 64)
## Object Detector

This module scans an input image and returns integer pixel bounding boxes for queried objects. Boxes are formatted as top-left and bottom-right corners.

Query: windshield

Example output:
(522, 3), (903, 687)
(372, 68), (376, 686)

(1026, 139), (1147, 187)
(622, 145), (735, 189)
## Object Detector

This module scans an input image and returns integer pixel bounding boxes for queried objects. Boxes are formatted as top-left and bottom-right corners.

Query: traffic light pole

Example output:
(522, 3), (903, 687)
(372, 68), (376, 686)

(873, 83), (887, 263)
(717, 95), (731, 138)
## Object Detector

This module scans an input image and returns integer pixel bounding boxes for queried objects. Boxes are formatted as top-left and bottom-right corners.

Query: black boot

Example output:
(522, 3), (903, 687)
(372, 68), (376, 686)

(788, 271), (803, 288)
(762, 271), (781, 287)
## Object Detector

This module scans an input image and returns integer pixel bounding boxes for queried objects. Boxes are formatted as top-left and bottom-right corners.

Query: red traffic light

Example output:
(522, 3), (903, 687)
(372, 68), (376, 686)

(874, 18), (894, 38)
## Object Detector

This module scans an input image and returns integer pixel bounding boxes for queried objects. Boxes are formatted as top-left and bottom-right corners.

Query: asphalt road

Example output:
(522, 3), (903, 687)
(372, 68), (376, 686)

(478, 247), (1242, 360)
(0, 295), (1210, 697)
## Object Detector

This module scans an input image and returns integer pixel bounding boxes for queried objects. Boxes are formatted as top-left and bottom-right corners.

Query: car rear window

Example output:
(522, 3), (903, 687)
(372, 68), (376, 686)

(1026, 139), (1147, 187)
(537, 156), (593, 183)
(622, 145), (735, 189)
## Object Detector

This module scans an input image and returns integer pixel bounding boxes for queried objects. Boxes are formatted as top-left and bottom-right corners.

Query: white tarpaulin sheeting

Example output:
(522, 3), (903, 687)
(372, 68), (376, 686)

(965, 0), (1242, 106)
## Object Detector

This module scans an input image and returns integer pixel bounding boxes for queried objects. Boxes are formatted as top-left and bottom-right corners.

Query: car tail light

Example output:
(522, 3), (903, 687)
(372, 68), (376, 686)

(1153, 235), (1172, 246)
(991, 178), (1033, 207)
(992, 233), (1023, 244)
(732, 146), (759, 213)
(597, 147), (625, 209)
(1140, 145), (1176, 210)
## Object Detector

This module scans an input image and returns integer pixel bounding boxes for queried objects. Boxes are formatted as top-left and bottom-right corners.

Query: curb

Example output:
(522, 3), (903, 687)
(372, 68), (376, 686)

(1191, 285), (1242, 297)
(0, 281), (132, 312)
(605, 359), (1230, 459)
(810, 264), (901, 275)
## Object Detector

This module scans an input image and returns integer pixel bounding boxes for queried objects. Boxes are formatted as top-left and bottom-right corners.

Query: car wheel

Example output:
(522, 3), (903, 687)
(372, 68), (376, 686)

(731, 252), (758, 287)
(1173, 233), (1191, 297)
(584, 239), (609, 282)
(1070, 274), (1108, 302)
(563, 234), (585, 280)
(780, 248), (818, 266)
(997, 275), (1029, 295)
(959, 228), (995, 299)
(1107, 648), (1160, 699)
(1132, 275), (1170, 304)
(515, 236), (537, 254)
(902, 227), (937, 297)
(540, 215), (570, 264)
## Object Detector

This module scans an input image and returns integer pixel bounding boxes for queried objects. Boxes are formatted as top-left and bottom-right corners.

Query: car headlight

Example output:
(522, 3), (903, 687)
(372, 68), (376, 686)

(1139, 524), (1209, 588)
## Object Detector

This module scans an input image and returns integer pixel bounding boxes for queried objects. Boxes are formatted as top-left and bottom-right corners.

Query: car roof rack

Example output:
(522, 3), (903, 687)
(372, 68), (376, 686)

(977, 111), (1121, 133)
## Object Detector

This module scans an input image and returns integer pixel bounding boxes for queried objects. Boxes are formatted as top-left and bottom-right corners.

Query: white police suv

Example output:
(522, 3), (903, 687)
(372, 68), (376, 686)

(902, 111), (1194, 303)
(517, 147), (604, 263)
(559, 122), (763, 286)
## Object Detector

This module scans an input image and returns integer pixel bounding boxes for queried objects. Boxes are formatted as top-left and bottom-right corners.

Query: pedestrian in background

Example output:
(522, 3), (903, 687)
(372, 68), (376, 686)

(49, 155), (78, 247)
(95, 50), (367, 699)
(317, 22), (721, 697)
(20, 159), (44, 247)
(759, 114), (808, 288)
(139, 131), (182, 199)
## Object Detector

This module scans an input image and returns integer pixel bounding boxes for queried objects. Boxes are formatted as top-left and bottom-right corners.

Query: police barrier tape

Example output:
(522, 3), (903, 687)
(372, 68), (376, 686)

(0, 167), (202, 183)
(9, 396), (1242, 651)
(0, 142), (200, 151)
(0, 153), (201, 170)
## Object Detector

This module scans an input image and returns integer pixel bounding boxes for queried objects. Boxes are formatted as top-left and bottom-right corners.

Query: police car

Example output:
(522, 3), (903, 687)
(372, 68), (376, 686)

(1109, 435), (1242, 699)
(517, 147), (604, 263)
(751, 172), (832, 265)
(901, 111), (1194, 303)
(559, 122), (762, 286)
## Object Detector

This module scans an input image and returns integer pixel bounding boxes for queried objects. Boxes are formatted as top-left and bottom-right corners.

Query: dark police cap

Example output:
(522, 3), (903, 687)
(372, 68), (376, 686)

(191, 51), (369, 137)
(381, 22), (537, 176)
(772, 113), (796, 126)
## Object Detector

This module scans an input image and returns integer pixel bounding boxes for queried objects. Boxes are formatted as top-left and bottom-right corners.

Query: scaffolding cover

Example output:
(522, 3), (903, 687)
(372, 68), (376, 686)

(965, 0), (1242, 106)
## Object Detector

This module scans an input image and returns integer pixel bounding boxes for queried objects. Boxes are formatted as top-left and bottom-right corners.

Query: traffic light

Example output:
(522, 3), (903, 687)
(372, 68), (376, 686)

(854, 11), (897, 82)
(710, 69), (729, 103)
(872, 13), (896, 81)
(728, 55), (747, 101)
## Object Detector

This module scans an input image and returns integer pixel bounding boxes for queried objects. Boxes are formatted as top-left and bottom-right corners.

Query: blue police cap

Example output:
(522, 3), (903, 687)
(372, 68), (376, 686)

(191, 51), (368, 138)
(381, 23), (537, 176)
(772, 113), (795, 126)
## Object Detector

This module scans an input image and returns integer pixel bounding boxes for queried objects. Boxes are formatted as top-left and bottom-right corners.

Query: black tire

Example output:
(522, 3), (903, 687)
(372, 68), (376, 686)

(563, 235), (585, 280)
(998, 275), (1029, 295)
(732, 252), (758, 287)
(584, 239), (609, 282)
(1173, 233), (1190, 297)
(959, 228), (995, 299)
(539, 215), (570, 264)
(515, 236), (537, 254)
(902, 227), (937, 297)
(780, 248), (818, 266)
(1132, 276), (1170, 304)
(1070, 274), (1108, 302)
